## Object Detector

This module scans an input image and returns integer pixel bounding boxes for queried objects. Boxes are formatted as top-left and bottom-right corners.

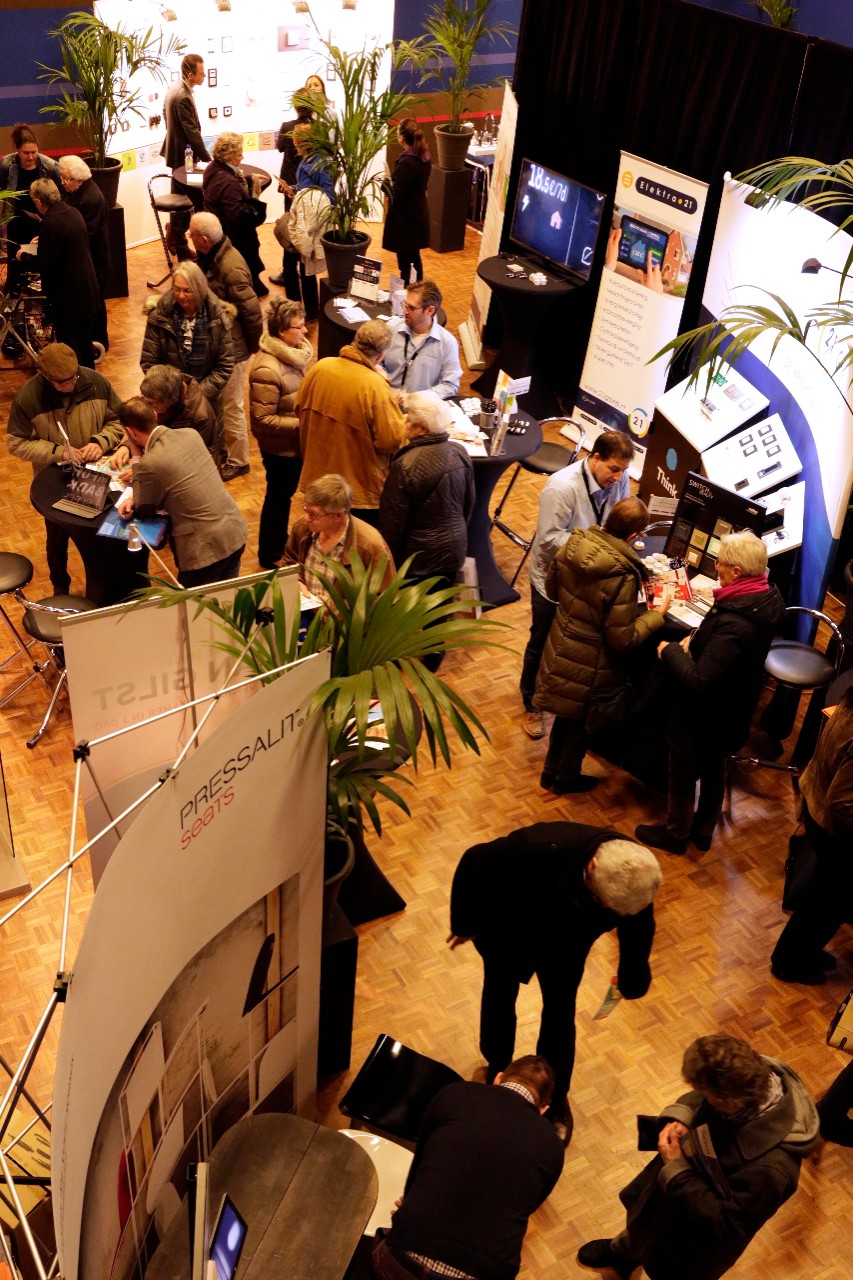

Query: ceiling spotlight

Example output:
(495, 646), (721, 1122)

(293, 0), (310, 10)
(160, 5), (177, 20)
(342, 0), (357, 8)
(216, 0), (231, 11)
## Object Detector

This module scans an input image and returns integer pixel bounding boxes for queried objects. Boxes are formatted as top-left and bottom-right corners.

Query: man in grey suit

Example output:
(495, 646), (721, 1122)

(116, 398), (246, 588)
(162, 53), (211, 260)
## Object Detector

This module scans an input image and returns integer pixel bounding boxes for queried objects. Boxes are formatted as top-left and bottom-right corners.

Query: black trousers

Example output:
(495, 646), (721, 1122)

(169, 178), (204, 259)
(542, 715), (586, 783)
(476, 940), (581, 1107)
(45, 521), (71, 595)
(258, 452), (303, 566)
(771, 805), (852, 970)
(818, 1059), (853, 1146)
(519, 584), (556, 710)
(666, 747), (726, 842)
(178, 546), (244, 589)
(283, 251), (319, 321)
(396, 250), (423, 284)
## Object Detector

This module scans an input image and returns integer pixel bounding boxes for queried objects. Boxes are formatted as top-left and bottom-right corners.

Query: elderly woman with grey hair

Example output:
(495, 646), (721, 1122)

(202, 131), (267, 295)
(378, 390), (474, 588)
(637, 528), (785, 856)
(58, 152), (111, 351)
(140, 261), (234, 408)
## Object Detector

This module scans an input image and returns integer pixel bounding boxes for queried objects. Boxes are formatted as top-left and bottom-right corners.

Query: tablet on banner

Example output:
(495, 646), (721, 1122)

(576, 153), (709, 451)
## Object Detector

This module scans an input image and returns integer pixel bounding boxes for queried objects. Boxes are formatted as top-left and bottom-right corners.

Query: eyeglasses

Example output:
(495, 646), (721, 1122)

(303, 505), (333, 520)
(47, 374), (78, 390)
(402, 303), (423, 313)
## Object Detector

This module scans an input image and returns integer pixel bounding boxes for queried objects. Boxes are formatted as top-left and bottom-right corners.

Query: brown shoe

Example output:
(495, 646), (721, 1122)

(523, 709), (545, 738)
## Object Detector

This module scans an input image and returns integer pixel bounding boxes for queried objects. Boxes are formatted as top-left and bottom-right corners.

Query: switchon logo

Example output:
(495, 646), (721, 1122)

(636, 176), (697, 215)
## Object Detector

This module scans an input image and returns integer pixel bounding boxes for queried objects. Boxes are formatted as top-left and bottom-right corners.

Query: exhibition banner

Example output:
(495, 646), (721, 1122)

(62, 568), (303, 883)
(459, 82), (518, 369)
(576, 152), (708, 449)
(697, 177), (853, 609)
(51, 653), (329, 1280)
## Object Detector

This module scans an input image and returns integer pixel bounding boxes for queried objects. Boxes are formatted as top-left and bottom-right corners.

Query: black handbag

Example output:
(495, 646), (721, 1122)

(782, 824), (817, 911)
(585, 682), (632, 734)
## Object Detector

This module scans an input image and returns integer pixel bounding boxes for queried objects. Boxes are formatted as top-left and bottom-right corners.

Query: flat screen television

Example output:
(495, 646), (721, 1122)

(508, 158), (607, 282)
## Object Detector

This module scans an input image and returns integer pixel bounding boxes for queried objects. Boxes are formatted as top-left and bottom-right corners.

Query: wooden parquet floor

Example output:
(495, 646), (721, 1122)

(1, 221), (851, 1276)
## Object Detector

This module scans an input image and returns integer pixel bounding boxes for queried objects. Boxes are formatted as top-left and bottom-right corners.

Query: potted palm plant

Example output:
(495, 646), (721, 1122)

(37, 9), (184, 208)
(294, 33), (412, 292)
(398, 0), (516, 172)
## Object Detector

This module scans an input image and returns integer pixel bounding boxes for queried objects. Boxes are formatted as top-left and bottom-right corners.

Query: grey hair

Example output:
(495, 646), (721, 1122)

(593, 840), (662, 915)
(30, 178), (61, 206)
(212, 131), (244, 164)
(303, 474), (353, 513)
(353, 319), (393, 359)
(405, 390), (451, 435)
(59, 154), (91, 181)
(172, 260), (209, 306)
(189, 211), (224, 244)
(717, 529), (768, 577)
(267, 297), (305, 337)
(140, 364), (184, 406)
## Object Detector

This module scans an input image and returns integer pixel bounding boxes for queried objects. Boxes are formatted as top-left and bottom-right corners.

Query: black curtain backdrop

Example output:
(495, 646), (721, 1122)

(509, 0), (851, 401)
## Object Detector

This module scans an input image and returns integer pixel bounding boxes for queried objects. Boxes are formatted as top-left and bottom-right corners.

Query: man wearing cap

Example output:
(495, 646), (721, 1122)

(7, 343), (123, 594)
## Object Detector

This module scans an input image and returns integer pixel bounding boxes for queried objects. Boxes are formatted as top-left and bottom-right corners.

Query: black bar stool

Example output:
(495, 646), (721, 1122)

(147, 174), (194, 289)
(14, 591), (98, 748)
(491, 417), (585, 588)
(0, 553), (51, 708)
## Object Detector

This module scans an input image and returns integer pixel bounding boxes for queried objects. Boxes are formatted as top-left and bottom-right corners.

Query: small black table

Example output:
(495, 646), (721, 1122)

(318, 294), (448, 361)
(471, 255), (576, 419)
(30, 465), (150, 607)
(462, 405), (542, 608)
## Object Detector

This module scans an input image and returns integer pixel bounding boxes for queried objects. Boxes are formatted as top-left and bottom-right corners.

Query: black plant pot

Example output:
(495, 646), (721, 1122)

(88, 156), (123, 209)
(323, 832), (355, 934)
(321, 229), (371, 294)
(434, 124), (474, 172)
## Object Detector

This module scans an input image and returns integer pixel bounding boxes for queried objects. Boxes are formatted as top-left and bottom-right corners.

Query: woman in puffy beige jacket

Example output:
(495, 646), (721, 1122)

(249, 297), (313, 567)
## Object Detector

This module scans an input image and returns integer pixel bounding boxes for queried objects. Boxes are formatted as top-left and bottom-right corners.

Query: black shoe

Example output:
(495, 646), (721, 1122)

(635, 822), (687, 856)
(819, 951), (838, 970)
(577, 1238), (635, 1277)
(689, 825), (713, 852)
(541, 772), (599, 794)
(220, 462), (250, 482)
(548, 1101), (574, 1147)
(258, 559), (280, 571)
(770, 962), (827, 986)
(268, 272), (286, 286)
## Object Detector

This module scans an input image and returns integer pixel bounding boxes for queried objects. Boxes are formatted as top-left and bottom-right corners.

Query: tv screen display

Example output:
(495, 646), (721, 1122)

(509, 159), (606, 281)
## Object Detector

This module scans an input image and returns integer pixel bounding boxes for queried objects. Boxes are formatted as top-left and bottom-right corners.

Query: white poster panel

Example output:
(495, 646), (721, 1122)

(698, 178), (853, 610)
(459, 83), (518, 369)
(52, 653), (329, 1280)
(62, 568), (302, 881)
(577, 152), (708, 453)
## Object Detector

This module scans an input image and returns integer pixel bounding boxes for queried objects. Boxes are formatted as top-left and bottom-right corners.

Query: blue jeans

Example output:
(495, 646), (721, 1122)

(519, 585), (557, 710)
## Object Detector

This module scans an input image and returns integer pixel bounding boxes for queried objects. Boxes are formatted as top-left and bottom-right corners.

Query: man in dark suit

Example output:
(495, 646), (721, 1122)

(162, 53), (211, 260)
(449, 822), (662, 1146)
(372, 1056), (563, 1280)
(116, 397), (246, 588)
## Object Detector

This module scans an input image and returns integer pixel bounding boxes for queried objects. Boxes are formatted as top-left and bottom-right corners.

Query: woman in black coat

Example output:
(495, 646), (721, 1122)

(378, 390), (474, 587)
(202, 132), (267, 296)
(637, 530), (785, 856)
(58, 154), (111, 351)
(382, 119), (431, 284)
(26, 178), (99, 368)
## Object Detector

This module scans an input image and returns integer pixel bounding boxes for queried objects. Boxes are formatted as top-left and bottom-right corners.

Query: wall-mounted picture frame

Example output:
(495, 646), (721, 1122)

(222, 36), (233, 53)
(208, 107), (219, 120)
(208, 68), (218, 88)
(325, 62), (336, 82)
(223, 106), (232, 117)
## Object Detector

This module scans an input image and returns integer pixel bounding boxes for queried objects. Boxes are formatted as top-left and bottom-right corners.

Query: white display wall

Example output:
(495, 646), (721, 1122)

(94, 0), (395, 245)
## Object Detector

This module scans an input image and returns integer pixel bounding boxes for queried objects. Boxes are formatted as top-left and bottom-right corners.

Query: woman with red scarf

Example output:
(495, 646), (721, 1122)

(636, 530), (785, 856)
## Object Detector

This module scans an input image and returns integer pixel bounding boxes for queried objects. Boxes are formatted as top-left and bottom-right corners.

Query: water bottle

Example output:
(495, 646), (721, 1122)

(184, 145), (193, 173)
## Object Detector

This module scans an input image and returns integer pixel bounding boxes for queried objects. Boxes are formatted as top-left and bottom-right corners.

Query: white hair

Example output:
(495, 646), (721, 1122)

(593, 840), (662, 915)
(59, 154), (91, 180)
(405, 390), (452, 435)
(190, 211), (224, 244)
(717, 529), (768, 577)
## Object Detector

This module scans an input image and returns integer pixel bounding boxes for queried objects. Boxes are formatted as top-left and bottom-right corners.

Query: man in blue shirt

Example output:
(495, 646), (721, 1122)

(520, 431), (635, 738)
(383, 279), (462, 401)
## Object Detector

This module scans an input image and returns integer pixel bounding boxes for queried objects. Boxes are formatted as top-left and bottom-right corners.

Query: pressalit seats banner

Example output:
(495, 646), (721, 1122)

(51, 652), (329, 1280)
(576, 152), (709, 458)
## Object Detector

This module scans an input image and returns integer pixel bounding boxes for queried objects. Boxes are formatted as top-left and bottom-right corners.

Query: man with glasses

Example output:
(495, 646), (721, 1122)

(383, 279), (462, 401)
(7, 343), (123, 593)
(282, 474), (394, 603)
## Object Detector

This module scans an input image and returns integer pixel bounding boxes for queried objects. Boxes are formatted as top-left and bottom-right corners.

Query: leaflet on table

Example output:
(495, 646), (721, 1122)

(85, 457), (126, 492)
(97, 506), (169, 548)
(576, 153), (709, 456)
(350, 255), (383, 301)
(339, 305), (371, 323)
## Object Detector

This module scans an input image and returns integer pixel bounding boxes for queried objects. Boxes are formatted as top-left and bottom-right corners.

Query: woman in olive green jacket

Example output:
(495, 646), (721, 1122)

(535, 497), (669, 793)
